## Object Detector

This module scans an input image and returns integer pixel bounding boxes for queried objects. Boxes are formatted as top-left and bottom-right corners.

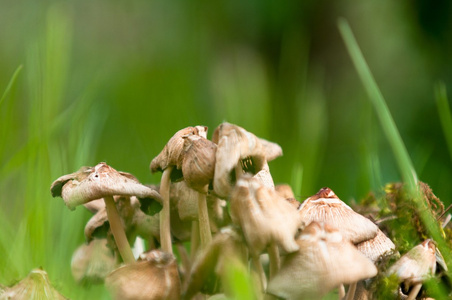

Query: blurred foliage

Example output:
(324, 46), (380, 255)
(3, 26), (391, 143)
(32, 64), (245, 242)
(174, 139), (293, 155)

(0, 0), (451, 298)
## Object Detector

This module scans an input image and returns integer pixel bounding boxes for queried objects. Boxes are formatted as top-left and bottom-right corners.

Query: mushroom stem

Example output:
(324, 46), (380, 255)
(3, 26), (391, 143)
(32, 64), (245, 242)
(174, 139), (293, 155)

(198, 185), (212, 249)
(160, 166), (173, 254)
(406, 283), (422, 300)
(338, 284), (345, 299)
(267, 242), (280, 280)
(345, 282), (356, 300)
(103, 195), (135, 264)
(252, 255), (267, 293)
(190, 220), (200, 260)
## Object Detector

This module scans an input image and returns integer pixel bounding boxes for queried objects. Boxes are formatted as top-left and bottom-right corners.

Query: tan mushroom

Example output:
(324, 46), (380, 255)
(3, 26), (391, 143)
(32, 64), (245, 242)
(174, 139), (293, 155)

(150, 126), (207, 254)
(298, 187), (378, 244)
(211, 122), (281, 199)
(51, 162), (162, 263)
(230, 175), (304, 290)
(267, 222), (377, 300)
(105, 249), (181, 300)
(180, 133), (217, 249)
(387, 239), (437, 300)
(71, 238), (117, 284)
(0, 269), (67, 300)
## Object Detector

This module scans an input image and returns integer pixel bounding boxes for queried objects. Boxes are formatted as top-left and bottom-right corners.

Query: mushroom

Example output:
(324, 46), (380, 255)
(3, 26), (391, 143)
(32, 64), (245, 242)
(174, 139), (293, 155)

(0, 269), (67, 300)
(180, 133), (217, 249)
(71, 238), (117, 284)
(387, 239), (438, 300)
(211, 122), (282, 199)
(105, 249), (181, 300)
(51, 162), (162, 263)
(230, 175), (304, 290)
(267, 222), (378, 300)
(150, 126), (207, 254)
(297, 187), (378, 244)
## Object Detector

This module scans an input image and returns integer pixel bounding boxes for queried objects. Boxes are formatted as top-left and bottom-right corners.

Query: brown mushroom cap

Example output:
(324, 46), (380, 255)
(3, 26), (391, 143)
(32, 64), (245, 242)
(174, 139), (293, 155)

(230, 175), (303, 256)
(0, 269), (67, 300)
(212, 122), (277, 199)
(387, 239), (437, 285)
(181, 134), (217, 193)
(150, 126), (207, 173)
(105, 250), (181, 300)
(71, 238), (117, 284)
(297, 187), (378, 244)
(356, 228), (397, 263)
(267, 222), (377, 300)
(51, 162), (162, 210)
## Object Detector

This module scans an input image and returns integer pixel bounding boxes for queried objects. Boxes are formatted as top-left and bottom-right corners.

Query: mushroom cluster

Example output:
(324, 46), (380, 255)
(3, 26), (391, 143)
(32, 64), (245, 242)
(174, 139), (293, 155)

(45, 122), (450, 299)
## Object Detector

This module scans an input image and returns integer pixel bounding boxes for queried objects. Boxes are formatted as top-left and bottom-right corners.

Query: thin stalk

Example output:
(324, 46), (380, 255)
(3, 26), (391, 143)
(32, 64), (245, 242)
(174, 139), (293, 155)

(407, 283), (422, 300)
(345, 282), (357, 300)
(159, 166), (173, 254)
(435, 82), (452, 163)
(198, 185), (212, 249)
(103, 196), (134, 264)
(338, 18), (417, 192)
(338, 284), (345, 299)
(251, 255), (267, 293)
(267, 243), (280, 280)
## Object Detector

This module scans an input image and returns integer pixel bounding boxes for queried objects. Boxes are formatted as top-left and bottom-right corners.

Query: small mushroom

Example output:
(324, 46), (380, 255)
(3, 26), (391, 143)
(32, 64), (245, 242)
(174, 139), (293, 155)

(211, 122), (281, 199)
(230, 175), (304, 290)
(0, 269), (67, 300)
(275, 184), (295, 199)
(387, 239), (437, 300)
(105, 249), (181, 300)
(297, 187), (378, 244)
(71, 238), (117, 284)
(150, 126), (206, 254)
(267, 222), (377, 300)
(51, 163), (162, 263)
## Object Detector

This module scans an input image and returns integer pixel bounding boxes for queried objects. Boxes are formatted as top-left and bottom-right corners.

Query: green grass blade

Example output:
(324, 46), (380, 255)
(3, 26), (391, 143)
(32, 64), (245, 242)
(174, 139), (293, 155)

(0, 65), (23, 107)
(338, 17), (451, 284)
(435, 82), (452, 163)
(337, 18), (417, 192)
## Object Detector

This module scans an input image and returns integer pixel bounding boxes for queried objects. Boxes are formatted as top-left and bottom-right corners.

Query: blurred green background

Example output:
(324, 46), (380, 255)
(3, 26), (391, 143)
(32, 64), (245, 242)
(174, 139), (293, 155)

(1, 0), (451, 298)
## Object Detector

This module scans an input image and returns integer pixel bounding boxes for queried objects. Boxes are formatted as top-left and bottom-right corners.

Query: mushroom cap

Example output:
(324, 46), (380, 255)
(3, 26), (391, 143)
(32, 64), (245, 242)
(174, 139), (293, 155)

(267, 222), (377, 300)
(181, 134), (217, 193)
(0, 269), (67, 300)
(387, 239), (437, 285)
(51, 163), (162, 210)
(212, 122), (277, 199)
(71, 238), (117, 284)
(230, 175), (303, 256)
(150, 126), (207, 173)
(105, 250), (181, 300)
(356, 228), (397, 263)
(297, 187), (378, 244)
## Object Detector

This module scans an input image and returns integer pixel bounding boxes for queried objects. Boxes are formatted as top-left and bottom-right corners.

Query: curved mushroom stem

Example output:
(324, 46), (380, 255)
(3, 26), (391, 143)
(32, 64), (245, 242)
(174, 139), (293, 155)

(268, 242), (280, 280)
(103, 196), (135, 264)
(198, 185), (212, 249)
(407, 283), (422, 300)
(338, 284), (345, 299)
(251, 255), (267, 293)
(160, 166), (173, 254)
(345, 282), (356, 300)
